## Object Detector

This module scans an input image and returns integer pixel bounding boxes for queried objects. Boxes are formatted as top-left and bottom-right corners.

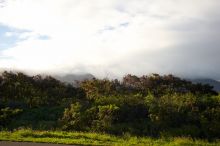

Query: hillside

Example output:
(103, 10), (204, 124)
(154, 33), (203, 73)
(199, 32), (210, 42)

(55, 73), (94, 86)
(191, 78), (220, 92)
(0, 71), (219, 140)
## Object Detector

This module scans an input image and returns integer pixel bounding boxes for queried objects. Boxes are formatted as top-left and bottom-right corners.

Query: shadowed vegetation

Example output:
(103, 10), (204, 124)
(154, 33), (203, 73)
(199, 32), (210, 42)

(0, 71), (220, 145)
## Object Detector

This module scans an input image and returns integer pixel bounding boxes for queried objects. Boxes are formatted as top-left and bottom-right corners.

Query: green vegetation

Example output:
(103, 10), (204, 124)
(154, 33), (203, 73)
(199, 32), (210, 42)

(0, 129), (219, 145)
(0, 71), (220, 145)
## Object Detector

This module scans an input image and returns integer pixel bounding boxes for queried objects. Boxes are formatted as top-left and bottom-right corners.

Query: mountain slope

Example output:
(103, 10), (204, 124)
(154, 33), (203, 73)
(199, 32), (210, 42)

(55, 73), (95, 85)
(191, 78), (220, 92)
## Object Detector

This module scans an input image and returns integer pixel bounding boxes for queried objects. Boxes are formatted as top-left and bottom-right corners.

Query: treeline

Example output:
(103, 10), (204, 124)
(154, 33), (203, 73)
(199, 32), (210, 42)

(0, 71), (83, 107)
(0, 71), (220, 139)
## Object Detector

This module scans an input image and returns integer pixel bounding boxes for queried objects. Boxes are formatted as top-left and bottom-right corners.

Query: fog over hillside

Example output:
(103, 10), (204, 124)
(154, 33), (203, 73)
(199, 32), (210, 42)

(55, 73), (95, 86)
(54, 72), (220, 92)
(190, 78), (220, 92)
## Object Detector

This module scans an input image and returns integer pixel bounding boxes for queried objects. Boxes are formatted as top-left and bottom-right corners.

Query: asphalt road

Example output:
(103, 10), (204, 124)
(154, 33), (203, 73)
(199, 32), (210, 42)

(0, 141), (77, 146)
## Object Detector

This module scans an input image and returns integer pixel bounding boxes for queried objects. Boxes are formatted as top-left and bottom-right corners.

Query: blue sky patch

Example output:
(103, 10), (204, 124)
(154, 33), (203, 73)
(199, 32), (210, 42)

(38, 35), (50, 40)
(0, 24), (30, 50)
(0, 24), (50, 51)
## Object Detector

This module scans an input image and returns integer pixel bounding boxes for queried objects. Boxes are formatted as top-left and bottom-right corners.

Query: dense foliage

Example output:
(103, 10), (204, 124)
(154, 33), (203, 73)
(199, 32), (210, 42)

(0, 71), (82, 108)
(0, 71), (219, 140)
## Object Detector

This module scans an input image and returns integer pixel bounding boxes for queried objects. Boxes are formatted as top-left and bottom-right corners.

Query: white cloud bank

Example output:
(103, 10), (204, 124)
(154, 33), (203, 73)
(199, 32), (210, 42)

(0, 0), (220, 79)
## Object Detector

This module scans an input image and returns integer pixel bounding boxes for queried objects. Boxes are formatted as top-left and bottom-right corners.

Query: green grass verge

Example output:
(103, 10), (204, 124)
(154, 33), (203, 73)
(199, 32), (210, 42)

(0, 129), (219, 146)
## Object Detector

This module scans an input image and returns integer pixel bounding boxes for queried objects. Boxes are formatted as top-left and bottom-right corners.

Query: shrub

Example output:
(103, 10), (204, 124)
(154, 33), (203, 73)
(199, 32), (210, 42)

(61, 102), (83, 130)
(0, 107), (23, 128)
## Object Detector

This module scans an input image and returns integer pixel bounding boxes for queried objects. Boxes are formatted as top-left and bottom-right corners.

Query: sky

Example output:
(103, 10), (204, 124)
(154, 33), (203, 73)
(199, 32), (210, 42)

(0, 0), (220, 79)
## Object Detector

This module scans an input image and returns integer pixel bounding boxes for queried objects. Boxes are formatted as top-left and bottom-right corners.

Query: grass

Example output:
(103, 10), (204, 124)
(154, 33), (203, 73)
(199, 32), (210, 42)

(0, 129), (219, 146)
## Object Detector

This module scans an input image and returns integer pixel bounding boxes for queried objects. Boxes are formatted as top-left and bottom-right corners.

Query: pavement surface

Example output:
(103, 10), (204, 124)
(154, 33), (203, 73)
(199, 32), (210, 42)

(0, 141), (77, 146)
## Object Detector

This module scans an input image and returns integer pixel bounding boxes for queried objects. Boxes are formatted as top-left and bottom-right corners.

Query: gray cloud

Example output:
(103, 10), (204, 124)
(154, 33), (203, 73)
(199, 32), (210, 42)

(107, 16), (220, 79)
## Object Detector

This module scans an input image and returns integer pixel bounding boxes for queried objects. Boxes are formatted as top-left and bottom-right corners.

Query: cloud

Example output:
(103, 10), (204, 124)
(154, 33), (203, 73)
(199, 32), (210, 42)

(0, 0), (220, 79)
